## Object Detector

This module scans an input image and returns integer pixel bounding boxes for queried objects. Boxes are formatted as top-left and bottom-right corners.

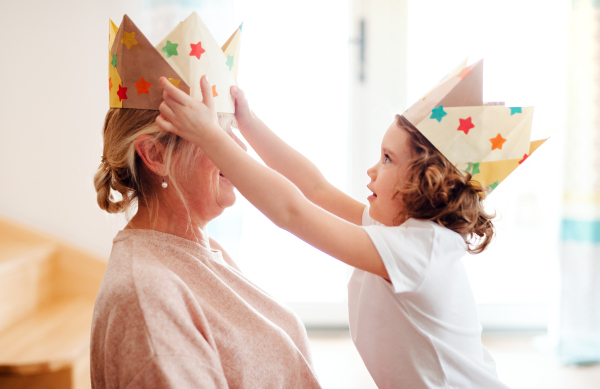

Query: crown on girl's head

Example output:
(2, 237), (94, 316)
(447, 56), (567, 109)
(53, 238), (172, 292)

(108, 12), (242, 113)
(403, 59), (546, 193)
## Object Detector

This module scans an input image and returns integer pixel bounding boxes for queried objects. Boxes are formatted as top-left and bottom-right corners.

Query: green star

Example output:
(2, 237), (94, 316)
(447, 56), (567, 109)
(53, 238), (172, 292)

(430, 105), (447, 122)
(226, 54), (234, 71)
(162, 40), (179, 58)
(509, 107), (522, 115)
(489, 180), (499, 192)
(466, 162), (480, 175)
(111, 53), (118, 69)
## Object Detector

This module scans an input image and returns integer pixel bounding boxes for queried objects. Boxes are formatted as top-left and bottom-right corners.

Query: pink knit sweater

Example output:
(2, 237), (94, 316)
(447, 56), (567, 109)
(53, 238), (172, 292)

(90, 229), (321, 388)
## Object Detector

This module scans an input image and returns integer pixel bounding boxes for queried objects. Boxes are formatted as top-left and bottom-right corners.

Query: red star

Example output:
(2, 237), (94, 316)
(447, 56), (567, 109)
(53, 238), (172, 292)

(457, 67), (472, 80)
(109, 77), (113, 92)
(134, 77), (152, 95)
(117, 84), (128, 101)
(190, 41), (205, 59)
(490, 133), (507, 150)
(518, 154), (529, 164)
(212, 85), (218, 97)
(457, 117), (475, 134)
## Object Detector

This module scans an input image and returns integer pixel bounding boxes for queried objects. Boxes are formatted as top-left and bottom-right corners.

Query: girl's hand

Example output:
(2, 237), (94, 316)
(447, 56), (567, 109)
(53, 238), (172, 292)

(156, 75), (221, 145)
(230, 85), (255, 128)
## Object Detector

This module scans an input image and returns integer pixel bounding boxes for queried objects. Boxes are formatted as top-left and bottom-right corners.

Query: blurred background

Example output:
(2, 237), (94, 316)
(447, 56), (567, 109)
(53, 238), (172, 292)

(1, 0), (599, 388)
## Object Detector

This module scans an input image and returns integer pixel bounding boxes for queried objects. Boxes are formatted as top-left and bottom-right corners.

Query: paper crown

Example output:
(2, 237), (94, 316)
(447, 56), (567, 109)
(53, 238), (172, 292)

(108, 12), (242, 113)
(403, 59), (546, 193)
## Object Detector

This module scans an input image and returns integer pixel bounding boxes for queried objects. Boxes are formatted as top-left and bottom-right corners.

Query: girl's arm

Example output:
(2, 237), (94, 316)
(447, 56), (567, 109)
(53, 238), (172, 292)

(231, 87), (365, 226)
(156, 77), (388, 280)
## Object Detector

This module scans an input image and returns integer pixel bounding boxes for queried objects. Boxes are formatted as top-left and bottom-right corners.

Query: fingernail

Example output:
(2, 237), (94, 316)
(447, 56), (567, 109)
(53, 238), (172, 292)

(204, 75), (210, 84)
(232, 86), (238, 95)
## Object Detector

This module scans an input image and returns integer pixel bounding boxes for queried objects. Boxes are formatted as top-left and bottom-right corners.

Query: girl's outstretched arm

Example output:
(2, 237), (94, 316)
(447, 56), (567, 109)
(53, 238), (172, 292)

(230, 87), (365, 225)
(156, 76), (388, 280)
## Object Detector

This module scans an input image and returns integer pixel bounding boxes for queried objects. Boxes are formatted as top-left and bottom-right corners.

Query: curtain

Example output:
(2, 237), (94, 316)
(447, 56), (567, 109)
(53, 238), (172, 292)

(558, 0), (600, 365)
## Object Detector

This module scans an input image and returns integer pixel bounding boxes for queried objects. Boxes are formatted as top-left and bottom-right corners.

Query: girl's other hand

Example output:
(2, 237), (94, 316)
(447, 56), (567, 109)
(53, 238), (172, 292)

(230, 85), (254, 127)
(156, 75), (220, 146)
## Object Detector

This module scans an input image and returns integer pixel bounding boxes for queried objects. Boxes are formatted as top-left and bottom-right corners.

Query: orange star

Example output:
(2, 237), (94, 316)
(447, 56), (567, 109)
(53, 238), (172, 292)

(212, 85), (218, 97)
(457, 67), (472, 80)
(168, 78), (181, 89)
(490, 133), (507, 150)
(134, 77), (152, 95)
(109, 77), (113, 92)
(457, 117), (475, 134)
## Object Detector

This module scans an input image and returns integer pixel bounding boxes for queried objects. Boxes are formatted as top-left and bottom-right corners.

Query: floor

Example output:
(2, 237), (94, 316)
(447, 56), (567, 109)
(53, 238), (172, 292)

(307, 331), (600, 389)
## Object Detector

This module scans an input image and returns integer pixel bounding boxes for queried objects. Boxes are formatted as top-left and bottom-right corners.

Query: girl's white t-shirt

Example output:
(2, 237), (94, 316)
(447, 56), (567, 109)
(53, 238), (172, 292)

(348, 206), (510, 389)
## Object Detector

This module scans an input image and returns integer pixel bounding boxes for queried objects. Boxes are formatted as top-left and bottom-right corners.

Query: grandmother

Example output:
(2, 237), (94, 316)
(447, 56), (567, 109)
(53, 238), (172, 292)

(90, 107), (321, 388)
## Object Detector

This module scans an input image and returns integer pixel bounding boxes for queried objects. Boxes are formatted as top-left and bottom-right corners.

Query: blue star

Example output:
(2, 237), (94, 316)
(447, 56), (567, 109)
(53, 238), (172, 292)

(226, 54), (234, 71)
(509, 107), (522, 115)
(430, 105), (447, 122)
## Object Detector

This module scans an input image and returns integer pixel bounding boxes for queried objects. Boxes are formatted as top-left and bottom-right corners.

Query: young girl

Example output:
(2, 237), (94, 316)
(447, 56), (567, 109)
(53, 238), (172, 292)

(155, 75), (510, 389)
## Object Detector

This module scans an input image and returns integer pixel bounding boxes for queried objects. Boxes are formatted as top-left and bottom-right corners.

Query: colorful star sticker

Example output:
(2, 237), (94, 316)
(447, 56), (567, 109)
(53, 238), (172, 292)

(190, 41), (206, 59)
(226, 54), (234, 71)
(117, 84), (128, 101)
(134, 77), (151, 95)
(457, 67), (472, 80)
(490, 133), (507, 150)
(168, 78), (181, 89)
(489, 180), (499, 192)
(111, 53), (118, 69)
(212, 85), (218, 97)
(466, 162), (480, 175)
(162, 41), (179, 58)
(109, 77), (113, 92)
(518, 154), (529, 164)
(121, 31), (138, 49)
(509, 107), (522, 115)
(457, 117), (475, 134)
(430, 105), (447, 122)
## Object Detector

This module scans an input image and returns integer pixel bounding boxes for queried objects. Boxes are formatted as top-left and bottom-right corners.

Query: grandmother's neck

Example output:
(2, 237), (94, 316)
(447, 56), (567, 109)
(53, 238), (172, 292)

(126, 204), (211, 248)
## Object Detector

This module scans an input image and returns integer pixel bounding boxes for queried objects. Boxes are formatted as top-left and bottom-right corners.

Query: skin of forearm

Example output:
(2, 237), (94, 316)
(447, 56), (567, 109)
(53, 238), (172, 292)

(236, 114), (330, 203)
(203, 124), (311, 232)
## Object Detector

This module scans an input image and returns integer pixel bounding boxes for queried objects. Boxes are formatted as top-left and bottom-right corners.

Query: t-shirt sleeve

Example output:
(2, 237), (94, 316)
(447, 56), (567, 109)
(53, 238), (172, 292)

(361, 207), (434, 294)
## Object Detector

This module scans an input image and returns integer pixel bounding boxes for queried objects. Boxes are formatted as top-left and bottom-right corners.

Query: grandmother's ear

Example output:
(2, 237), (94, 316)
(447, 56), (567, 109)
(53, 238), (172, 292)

(134, 135), (166, 174)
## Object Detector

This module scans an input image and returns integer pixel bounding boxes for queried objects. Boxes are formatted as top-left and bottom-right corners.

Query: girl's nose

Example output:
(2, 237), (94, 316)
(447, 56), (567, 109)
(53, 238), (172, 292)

(367, 164), (377, 180)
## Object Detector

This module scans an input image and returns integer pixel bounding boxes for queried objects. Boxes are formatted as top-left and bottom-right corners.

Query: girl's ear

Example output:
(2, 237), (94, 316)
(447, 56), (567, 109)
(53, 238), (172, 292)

(134, 135), (166, 174)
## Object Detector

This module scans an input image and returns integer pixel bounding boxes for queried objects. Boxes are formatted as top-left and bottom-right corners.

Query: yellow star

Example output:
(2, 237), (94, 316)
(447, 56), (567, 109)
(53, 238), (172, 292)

(121, 31), (138, 49)
(168, 78), (181, 89)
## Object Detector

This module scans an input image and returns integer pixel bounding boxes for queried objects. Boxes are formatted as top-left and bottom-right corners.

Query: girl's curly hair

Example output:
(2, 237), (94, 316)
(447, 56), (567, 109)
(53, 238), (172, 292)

(394, 114), (495, 254)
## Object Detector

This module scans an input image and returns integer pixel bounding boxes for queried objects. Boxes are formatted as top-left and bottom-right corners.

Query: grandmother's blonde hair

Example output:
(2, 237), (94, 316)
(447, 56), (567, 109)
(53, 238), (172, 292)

(94, 108), (236, 223)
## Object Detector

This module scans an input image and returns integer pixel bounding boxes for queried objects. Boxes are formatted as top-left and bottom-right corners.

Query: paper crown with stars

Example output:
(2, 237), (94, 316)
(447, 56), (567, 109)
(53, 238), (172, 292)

(108, 12), (242, 113)
(402, 59), (546, 193)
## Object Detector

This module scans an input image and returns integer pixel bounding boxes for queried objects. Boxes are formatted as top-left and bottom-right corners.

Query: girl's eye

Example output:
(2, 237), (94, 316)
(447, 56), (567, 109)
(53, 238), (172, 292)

(384, 154), (391, 163)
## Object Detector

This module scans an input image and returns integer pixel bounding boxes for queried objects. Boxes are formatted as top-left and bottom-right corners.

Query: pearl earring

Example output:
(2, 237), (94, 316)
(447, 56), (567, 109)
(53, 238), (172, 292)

(162, 176), (168, 188)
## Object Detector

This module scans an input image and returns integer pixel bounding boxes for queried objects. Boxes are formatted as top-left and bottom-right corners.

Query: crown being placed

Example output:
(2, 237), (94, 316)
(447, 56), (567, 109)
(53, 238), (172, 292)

(108, 12), (242, 113)
(403, 59), (546, 193)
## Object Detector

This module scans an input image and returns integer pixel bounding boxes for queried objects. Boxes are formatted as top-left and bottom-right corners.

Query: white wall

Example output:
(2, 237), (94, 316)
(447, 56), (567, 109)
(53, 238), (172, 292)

(0, 0), (234, 258)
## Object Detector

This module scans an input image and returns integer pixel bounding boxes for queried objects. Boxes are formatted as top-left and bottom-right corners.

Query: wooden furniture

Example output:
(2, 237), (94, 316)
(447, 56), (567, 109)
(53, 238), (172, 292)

(0, 217), (106, 389)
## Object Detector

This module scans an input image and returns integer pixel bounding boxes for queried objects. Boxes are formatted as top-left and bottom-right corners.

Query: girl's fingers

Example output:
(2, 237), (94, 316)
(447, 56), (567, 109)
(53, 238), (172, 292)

(159, 77), (189, 105)
(158, 101), (176, 122)
(156, 115), (176, 133)
(199, 75), (216, 111)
